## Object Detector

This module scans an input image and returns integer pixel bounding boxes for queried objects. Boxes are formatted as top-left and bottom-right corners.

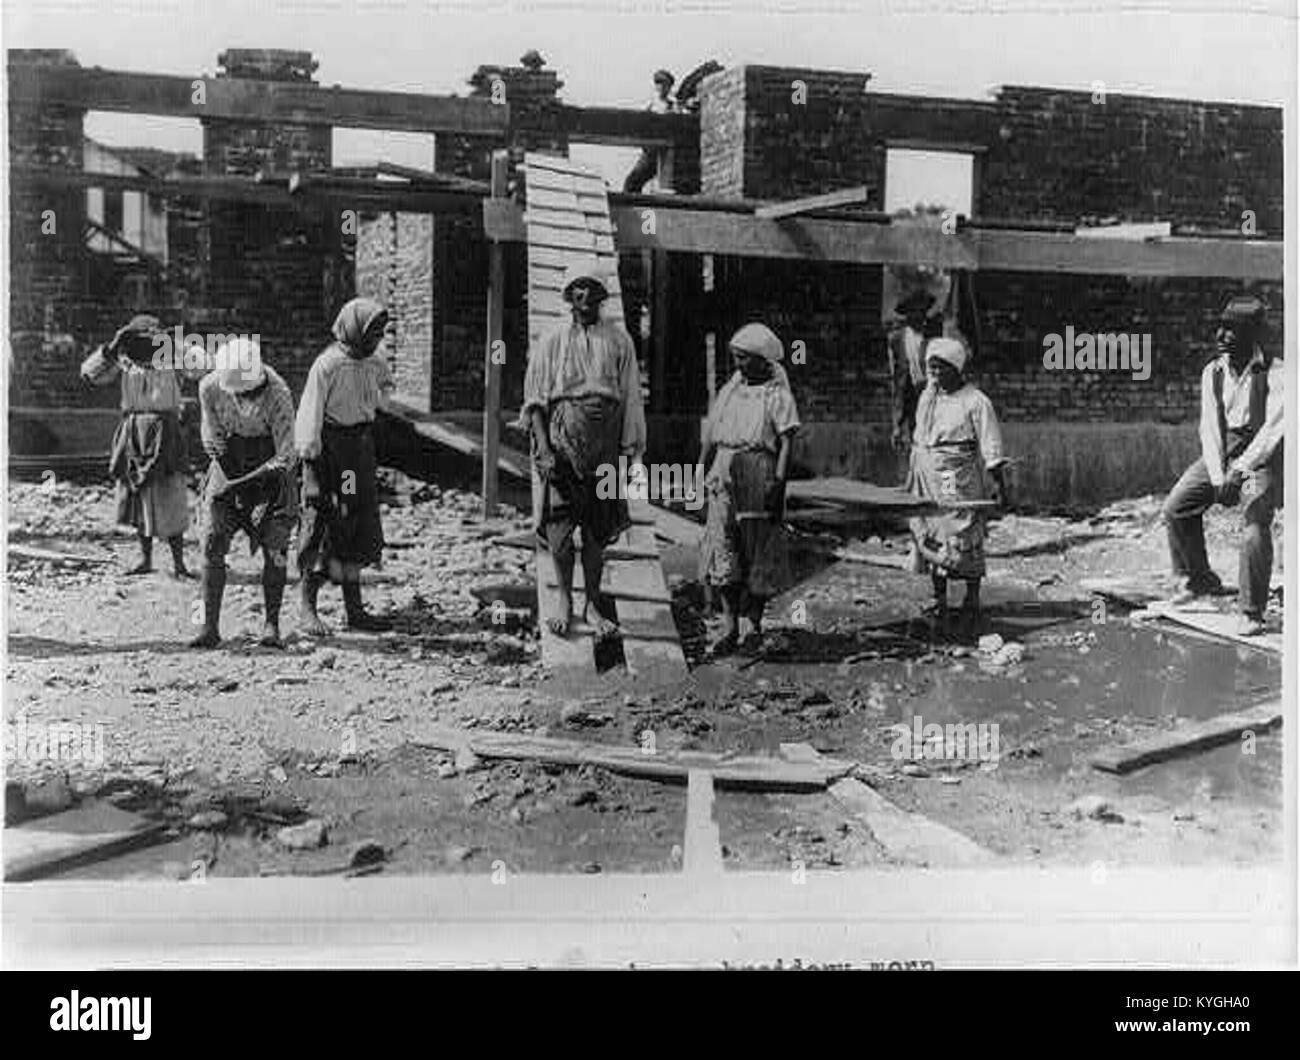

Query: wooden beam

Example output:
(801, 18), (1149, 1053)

(413, 727), (857, 791)
(483, 199), (1283, 278)
(683, 771), (724, 875)
(558, 104), (697, 148)
(755, 185), (869, 219)
(12, 164), (484, 215)
(828, 777), (998, 868)
(1089, 702), (1282, 775)
(482, 151), (508, 517)
(8, 63), (509, 135)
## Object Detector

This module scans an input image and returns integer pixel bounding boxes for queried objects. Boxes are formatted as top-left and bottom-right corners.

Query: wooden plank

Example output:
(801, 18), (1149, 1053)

(486, 200), (1284, 280)
(558, 104), (698, 148)
(4, 802), (167, 882)
(415, 727), (856, 791)
(8, 63), (509, 135)
(524, 186), (582, 212)
(535, 544), (596, 672)
(528, 227), (599, 253)
(786, 476), (996, 511)
(482, 151), (508, 517)
(1136, 601), (1283, 655)
(523, 207), (599, 233)
(828, 778), (998, 868)
(8, 544), (114, 566)
(386, 399), (529, 479)
(1089, 702), (1283, 774)
(756, 185), (869, 219)
(617, 521), (689, 681)
(683, 771), (724, 875)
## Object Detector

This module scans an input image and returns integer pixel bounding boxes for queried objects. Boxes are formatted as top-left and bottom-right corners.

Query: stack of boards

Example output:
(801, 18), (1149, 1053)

(522, 152), (687, 685)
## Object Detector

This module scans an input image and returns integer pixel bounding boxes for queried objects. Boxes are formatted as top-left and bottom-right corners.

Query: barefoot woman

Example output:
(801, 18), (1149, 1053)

(698, 323), (800, 657)
(524, 264), (646, 639)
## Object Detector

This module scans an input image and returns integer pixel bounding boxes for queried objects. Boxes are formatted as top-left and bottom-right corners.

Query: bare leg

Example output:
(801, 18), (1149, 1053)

(581, 534), (618, 639)
(548, 534), (576, 637)
(710, 585), (741, 656)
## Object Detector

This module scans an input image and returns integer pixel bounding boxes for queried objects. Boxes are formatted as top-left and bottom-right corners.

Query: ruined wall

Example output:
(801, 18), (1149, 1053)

(356, 211), (434, 409)
(202, 49), (345, 397)
(691, 64), (1285, 504)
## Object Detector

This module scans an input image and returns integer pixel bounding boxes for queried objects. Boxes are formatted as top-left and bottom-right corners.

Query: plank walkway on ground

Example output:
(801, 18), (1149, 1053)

(1089, 701), (1282, 774)
(524, 154), (687, 684)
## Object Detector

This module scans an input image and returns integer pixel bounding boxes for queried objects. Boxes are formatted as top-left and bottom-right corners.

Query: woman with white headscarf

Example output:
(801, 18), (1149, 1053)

(698, 323), (801, 656)
(906, 336), (1009, 637)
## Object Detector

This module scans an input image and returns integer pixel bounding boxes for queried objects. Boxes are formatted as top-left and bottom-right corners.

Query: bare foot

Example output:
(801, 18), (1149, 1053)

(259, 623), (283, 648)
(189, 629), (220, 649)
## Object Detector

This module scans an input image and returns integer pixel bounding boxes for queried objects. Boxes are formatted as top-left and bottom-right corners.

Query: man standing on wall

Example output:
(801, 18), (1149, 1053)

(623, 69), (677, 193)
(1162, 295), (1283, 635)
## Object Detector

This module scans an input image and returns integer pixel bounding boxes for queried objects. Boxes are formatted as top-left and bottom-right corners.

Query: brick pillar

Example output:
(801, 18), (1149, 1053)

(6, 49), (91, 411)
(201, 49), (340, 394)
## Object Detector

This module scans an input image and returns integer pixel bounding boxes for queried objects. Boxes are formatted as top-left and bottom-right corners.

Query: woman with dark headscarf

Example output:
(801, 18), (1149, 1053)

(698, 323), (800, 656)
(294, 298), (396, 635)
(80, 314), (195, 578)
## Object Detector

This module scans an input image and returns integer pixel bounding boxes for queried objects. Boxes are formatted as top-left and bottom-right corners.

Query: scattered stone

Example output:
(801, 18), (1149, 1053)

(212, 678), (238, 693)
(900, 764), (929, 778)
(1068, 796), (1123, 823)
(269, 765), (288, 784)
(276, 819), (328, 850)
(23, 776), (74, 815)
(800, 688), (832, 706)
(454, 747), (483, 774)
(347, 840), (386, 868)
(186, 810), (228, 831)
(436, 762), (458, 779)
(444, 844), (476, 864)
(569, 788), (599, 807)
(977, 634), (1004, 654)
(939, 775), (961, 786)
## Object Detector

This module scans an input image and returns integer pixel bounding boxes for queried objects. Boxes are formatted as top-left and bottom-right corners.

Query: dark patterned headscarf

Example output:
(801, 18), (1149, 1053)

(332, 298), (389, 360)
(111, 314), (163, 364)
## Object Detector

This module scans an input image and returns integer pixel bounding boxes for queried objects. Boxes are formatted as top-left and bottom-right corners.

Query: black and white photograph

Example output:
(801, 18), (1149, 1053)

(1, 0), (1296, 978)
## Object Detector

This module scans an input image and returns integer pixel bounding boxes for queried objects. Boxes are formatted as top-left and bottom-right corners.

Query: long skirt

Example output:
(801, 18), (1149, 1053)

(297, 421), (384, 579)
(905, 440), (991, 579)
(537, 395), (631, 552)
(108, 410), (189, 539)
(700, 447), (790, 598)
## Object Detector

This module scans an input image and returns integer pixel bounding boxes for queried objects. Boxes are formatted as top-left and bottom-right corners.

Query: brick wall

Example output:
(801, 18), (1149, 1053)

(200, 49), (344, 396)
(356, 211), (435, 408)
(692, 64), (1284, 442)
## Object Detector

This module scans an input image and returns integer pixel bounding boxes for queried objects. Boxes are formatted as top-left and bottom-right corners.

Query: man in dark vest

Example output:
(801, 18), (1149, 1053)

(1163, 295), (1283, 634)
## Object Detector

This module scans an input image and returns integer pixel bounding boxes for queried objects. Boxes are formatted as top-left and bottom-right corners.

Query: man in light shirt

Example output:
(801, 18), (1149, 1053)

(622, 70), (677, 193)
(1162, 295), (1282, 634)
(524, 264), (646, 641)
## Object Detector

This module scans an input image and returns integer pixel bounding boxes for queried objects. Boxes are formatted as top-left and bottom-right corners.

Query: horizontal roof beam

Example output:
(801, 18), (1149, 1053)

(484, 199), (1282, 279)
(557, 104), (698, 147)
(7, 63), (510, 136)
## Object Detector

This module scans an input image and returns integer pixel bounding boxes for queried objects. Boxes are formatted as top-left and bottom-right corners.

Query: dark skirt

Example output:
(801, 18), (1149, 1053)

(199, 434), (297, 558)
(700, 447), (790, 597)
(297, 421), (384, 577)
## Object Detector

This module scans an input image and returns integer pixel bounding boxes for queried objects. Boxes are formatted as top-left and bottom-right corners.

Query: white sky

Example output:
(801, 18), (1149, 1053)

(4, 0), (1295, 187)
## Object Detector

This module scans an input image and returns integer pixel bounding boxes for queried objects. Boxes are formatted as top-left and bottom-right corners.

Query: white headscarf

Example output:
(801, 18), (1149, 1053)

(925, 336), (968, 373)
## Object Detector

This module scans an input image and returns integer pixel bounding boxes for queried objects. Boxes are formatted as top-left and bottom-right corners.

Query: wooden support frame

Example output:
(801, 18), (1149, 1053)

(755, 185), (869, 219)
(7, 63), (509, 135)
(482, 151), (508, 517)
(484, 199), (1283, 280)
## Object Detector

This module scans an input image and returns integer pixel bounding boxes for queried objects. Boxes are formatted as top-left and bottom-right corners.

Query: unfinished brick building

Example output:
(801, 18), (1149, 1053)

(7, 50), (1283, 509)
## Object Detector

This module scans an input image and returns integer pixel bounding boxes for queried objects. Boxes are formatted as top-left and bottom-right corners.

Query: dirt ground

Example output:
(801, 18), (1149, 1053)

(3, 471), (1284, 879)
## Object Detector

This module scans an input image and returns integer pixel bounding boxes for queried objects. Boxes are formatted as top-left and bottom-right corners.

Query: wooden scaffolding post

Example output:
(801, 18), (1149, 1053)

(482, 149), (509, 517)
